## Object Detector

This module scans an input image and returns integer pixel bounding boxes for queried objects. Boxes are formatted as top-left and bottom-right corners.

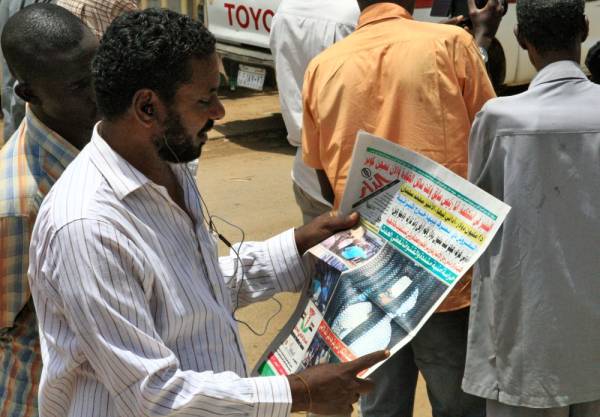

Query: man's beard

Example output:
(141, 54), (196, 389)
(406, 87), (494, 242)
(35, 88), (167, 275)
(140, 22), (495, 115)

(152, 110), (213, 163)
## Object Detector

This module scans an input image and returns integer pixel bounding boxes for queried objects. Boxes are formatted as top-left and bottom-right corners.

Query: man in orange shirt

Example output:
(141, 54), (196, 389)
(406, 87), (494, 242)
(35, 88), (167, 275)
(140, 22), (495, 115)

(302, 1), (504, 416)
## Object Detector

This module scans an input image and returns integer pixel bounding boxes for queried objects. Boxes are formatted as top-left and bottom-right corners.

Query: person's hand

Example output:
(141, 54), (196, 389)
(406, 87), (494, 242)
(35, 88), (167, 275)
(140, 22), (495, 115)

(439, 15), (466, 26)
(288, 350), (390, 414)
(295, 211), (360, 255)
(468, 0), (506, 49)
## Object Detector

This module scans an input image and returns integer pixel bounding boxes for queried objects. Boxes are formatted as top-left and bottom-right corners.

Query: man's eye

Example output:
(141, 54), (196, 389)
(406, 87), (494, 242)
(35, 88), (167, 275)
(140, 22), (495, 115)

(199, 94), (218, 106)
(71, 80), (89, 91)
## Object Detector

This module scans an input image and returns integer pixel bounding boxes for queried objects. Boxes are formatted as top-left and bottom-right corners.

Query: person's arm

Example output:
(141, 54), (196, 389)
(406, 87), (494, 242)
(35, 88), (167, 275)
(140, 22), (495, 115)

(0, 216), (31, 330)
(316, 169), (334, 205)
(269, 13), (304, 148)
(219, 213), (358, 308)
(38, 219), (383, 416)
(219, 228), (306, 309)
(468, 107), (495, 188)
(468, 0), (505, 50)
(468, 0), (507, 90)
(42, 219), (291, 416)
(301, 65), (332, 203)
(454, 33), (496, 122)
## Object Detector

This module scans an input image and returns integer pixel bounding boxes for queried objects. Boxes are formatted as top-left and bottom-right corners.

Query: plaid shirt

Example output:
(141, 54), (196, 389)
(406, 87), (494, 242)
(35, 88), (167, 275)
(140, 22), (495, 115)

(56, 0), (138, 40)
(0, 108), (78, 417)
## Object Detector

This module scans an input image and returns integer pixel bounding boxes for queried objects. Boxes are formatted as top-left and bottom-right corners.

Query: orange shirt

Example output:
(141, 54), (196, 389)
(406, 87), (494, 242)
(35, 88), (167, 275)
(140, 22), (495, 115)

(302, 3), (495, 312)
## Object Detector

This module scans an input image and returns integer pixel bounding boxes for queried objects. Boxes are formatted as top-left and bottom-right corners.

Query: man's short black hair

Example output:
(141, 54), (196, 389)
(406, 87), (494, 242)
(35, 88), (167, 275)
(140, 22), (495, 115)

(357, 0), (409, 11)
(586, 41), (600, 82)
(517, 0), (586, 54)
(93, 8), (216, 120)
(1, 3), (86, 81)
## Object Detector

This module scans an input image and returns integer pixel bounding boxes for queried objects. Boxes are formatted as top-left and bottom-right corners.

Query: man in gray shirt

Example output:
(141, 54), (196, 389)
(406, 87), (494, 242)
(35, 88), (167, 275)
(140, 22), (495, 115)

(463, 1), (600, 416)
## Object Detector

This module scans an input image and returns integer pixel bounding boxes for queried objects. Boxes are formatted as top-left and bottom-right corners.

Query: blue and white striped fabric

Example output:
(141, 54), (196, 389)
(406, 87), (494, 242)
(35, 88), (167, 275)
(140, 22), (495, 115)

(28, 125), (306, 417)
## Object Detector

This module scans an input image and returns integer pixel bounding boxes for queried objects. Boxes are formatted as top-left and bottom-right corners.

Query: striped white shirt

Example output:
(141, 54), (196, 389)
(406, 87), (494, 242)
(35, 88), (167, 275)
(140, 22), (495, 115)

(28, 126), (306, 417)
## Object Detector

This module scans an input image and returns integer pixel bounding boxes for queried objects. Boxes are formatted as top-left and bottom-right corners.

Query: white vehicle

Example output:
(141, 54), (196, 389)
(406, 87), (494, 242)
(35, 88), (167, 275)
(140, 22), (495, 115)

(202, 0), (600, 90)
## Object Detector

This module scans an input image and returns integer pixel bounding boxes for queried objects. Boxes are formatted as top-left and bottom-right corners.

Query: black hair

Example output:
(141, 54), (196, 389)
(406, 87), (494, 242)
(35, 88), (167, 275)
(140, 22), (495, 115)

(1, 3), (86, 81)
(516, 0), (586, 54)
(357, 0), (411, 11)
(586, 41), (600, 82)
(92, 8), (216, 120)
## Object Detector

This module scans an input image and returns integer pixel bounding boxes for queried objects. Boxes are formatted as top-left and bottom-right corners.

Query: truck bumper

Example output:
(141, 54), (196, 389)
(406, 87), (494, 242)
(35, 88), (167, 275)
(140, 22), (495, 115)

(216, 42), (274, 68)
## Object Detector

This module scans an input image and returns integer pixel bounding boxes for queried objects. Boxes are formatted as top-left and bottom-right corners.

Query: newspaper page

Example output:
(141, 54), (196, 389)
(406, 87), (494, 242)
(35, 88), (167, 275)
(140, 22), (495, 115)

(254, 131), (511, 378)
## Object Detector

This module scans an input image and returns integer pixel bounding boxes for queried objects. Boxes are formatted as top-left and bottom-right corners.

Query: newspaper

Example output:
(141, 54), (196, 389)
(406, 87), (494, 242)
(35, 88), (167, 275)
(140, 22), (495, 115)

(253, 131), (511, 378)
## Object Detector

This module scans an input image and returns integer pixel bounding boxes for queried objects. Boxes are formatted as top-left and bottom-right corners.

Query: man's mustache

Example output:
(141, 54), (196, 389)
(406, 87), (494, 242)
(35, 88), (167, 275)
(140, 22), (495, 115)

(200, 119), (214, 134)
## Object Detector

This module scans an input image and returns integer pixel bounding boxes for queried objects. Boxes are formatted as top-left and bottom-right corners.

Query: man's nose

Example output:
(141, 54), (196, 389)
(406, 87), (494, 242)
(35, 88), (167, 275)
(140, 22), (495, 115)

(210, 97), (226, 120)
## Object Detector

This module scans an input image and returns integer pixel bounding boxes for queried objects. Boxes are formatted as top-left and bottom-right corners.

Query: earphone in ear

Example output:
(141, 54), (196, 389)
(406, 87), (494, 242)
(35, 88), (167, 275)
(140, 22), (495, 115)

(142, 104), (154, 116)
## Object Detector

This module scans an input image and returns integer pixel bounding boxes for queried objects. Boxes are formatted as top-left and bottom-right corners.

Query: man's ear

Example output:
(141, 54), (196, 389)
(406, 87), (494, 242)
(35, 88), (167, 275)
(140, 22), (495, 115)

(14, 82), (40, 105)
(132, 89), (162, 126)
(514, 24), (527, 51)
(582, 16), (590, 44)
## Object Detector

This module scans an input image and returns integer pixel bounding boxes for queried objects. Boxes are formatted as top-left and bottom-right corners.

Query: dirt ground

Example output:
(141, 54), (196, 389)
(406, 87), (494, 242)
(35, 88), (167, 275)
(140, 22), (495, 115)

(196, 90), (433, 417)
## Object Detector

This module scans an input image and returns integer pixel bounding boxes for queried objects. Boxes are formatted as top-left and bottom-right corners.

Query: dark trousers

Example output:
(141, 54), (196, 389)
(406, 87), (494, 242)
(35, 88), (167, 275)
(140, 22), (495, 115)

(361, 308), (485, 417)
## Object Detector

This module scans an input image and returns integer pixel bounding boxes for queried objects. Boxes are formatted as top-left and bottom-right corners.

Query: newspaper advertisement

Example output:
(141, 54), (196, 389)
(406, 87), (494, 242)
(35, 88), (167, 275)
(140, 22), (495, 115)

(254, 131), (511, 378)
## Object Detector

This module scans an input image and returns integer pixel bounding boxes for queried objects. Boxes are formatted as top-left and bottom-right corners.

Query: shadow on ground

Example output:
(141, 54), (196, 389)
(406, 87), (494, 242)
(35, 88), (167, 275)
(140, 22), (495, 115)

(211, 112), (294, 157)
(217, 129), (295, 157)
(214, 113), (284, 137)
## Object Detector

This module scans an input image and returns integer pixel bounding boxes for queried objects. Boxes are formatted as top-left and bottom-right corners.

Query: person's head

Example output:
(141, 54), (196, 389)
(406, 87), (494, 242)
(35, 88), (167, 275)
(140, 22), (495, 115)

(585, 41), (600, 83)
(93, 8), (225, 163)
(357, 0), (416, 14)
(515, 0), (588, 70)
(1, 4), (99, 148)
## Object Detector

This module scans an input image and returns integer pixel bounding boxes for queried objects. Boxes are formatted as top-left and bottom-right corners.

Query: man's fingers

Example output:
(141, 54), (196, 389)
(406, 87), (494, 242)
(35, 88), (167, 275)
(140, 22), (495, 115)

(354, 377), (376, 394)
(440, 15), (465, 26)
(467, 0), (477, 13)
(474, 0), (500, 10)
(343, 211), (360, 226)
(345, 350), (389, 373)
(495, 0), (506, 15)
(468, 0), (501, 13)
(326, 211), (359, 230)
(484, 0), (504, 14)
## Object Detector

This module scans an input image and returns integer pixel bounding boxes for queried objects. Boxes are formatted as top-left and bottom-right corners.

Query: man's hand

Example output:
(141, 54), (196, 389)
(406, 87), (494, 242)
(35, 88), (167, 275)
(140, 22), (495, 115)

(295, 211), (360, 255)
(439, 15), (466, 26)
(288, 350), (389, 414)
(468, 0), (506, 49)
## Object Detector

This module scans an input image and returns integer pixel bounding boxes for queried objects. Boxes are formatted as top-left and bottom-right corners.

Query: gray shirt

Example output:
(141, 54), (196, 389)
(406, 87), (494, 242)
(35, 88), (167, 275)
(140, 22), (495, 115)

(463, 61), (600, 408)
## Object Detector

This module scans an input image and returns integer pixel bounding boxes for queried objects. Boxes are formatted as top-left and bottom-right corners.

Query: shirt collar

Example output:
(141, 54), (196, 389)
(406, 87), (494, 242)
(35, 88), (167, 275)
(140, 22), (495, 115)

(356, 2), (412, 31)
(89, 124), (192, 202)
(529, 60), (588, 90)
(25, 105), (79, 171)
(89, 123), (153, 200)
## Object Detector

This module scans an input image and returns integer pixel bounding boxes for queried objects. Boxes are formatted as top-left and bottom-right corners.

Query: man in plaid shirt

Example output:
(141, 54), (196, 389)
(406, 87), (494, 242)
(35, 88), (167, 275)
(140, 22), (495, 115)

(0, 5), (98, 416)
(57, 0), (139, 40)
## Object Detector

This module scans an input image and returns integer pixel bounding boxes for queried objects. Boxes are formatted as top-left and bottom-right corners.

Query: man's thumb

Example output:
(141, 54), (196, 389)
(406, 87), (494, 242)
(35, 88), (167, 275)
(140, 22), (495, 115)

(345, 350), (389, 374)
